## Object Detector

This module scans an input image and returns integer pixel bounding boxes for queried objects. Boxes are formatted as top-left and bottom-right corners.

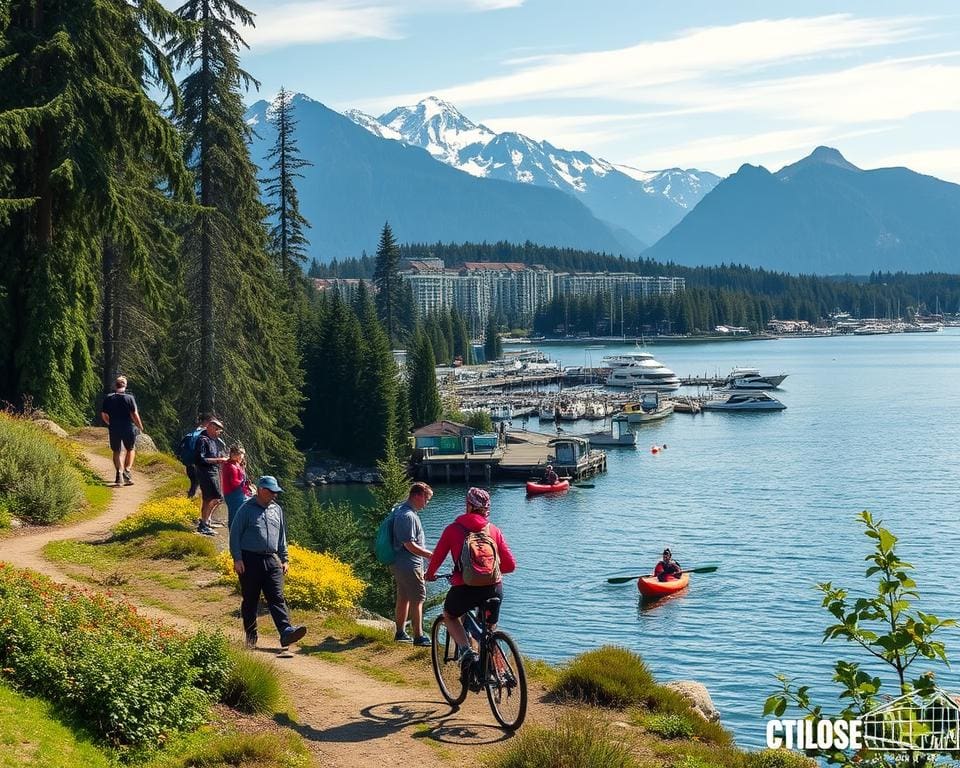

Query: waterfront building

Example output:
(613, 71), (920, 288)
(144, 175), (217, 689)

(553, 272), (685, 299)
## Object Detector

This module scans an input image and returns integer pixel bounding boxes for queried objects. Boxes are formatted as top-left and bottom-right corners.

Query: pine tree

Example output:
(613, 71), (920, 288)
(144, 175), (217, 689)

(373, 222), (402, 345)
(168, 0), (302, 476)
(0, 0), (190, 422)
(352, 283), (397, 465)
(261, 86), (311, 297)
(407, 329), (441, 428)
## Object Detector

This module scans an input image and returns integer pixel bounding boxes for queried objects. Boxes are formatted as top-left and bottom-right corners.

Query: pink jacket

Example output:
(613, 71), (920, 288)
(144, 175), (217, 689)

(425, 512), (516, 586)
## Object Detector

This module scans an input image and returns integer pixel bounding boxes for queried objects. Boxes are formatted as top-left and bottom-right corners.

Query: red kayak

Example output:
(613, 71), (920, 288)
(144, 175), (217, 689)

(525, 479), (570, 495)
(637, 572), (690, 598)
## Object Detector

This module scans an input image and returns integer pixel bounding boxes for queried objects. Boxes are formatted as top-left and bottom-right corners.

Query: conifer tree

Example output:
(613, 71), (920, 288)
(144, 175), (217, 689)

(262, 86), (311, 297)
(393, 375), (413, 457)
(373, 222), (402, 345)
(407, 329), (441, 428)
(353, 283), (397, 465)
(0, 0), (190, 422)
(168, 0), (301, 476)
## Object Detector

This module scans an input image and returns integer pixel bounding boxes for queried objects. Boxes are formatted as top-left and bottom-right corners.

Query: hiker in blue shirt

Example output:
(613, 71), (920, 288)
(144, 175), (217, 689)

(229, 476), (307, 650)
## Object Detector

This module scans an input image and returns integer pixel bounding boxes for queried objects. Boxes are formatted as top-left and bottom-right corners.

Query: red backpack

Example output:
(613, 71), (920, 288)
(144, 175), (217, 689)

(457, 523), (501, 586)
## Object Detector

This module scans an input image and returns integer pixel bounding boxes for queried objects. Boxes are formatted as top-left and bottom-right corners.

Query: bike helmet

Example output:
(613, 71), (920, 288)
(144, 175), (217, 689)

(466, 486), (491, 511)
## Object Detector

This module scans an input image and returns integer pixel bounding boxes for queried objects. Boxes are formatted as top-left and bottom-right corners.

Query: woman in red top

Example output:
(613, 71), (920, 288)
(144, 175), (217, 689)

(222, 445), (253, 528)
(425, 487), (516, 662)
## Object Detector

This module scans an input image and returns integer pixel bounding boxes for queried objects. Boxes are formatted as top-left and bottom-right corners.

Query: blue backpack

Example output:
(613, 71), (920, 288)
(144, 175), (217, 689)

(176, 428), (201, 467)
(374, 504), (402, 565)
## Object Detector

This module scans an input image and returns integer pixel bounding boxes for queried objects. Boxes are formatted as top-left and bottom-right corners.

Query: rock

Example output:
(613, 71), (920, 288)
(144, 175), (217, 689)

(8, 517), (23, 529)
(357, 618), (394, 633)
(134, 432), (157, 452)
(33, 419), (68, 437)
(665, 680), (720, 722)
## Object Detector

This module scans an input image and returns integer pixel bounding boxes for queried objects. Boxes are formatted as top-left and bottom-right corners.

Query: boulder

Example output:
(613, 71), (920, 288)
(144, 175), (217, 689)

(134, 432), (158, 452)
(33, 419), (68, 438)
(357, 617), (395, 633)
(665, 680), (720, 722)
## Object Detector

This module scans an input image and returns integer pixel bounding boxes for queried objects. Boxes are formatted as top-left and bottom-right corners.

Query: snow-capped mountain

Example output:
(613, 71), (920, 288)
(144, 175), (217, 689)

(347, 97), (721, 245)
(342, 109), (403, 142)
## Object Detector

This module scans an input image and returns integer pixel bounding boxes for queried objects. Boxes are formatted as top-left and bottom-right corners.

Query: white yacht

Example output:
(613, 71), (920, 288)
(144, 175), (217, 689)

(602, 351), (656, 368)
(701, 391), (786, 411)
(723, 367), (788, 390)
(605, 357), (681, 390)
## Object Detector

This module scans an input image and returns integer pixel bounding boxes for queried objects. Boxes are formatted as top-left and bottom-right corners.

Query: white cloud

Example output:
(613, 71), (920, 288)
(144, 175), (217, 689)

(870, 148), (960, 184)
(241, 2), (402, 48)
(379, 14), (925, 107)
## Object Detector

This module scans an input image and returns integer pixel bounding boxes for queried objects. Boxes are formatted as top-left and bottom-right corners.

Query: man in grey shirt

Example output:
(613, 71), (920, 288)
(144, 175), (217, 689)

(229, 475), (307, 649)
(389, 481), (434, 646)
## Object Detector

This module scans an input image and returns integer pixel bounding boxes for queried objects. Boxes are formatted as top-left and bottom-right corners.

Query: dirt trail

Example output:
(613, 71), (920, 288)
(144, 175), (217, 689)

(3, 446), (529, 767)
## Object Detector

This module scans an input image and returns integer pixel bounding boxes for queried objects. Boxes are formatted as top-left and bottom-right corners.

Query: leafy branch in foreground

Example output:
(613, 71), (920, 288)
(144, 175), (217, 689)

(765, 511), (956, 766)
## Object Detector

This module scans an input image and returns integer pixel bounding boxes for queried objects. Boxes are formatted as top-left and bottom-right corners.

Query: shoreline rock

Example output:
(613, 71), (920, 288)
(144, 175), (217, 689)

(665, 680), (720, 722)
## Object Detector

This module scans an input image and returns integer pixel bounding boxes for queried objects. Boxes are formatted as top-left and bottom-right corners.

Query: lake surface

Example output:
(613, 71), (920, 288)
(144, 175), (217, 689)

(343, 331), (960, 747)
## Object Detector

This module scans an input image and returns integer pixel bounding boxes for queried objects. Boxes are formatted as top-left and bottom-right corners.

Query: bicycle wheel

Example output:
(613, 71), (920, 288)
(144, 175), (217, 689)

(431, 616), (467, 706)
(485, 630), (527, 730)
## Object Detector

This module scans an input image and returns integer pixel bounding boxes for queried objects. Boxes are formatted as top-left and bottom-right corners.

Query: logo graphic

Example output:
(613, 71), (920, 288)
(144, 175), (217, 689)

(861, 688), (960, 753)
(766, 687), (960, 754)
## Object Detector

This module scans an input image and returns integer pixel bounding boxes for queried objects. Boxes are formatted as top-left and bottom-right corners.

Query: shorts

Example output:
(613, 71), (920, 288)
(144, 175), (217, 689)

(108, 426), (137, 452)
(389, 564), (426, 603)
(198, 470), (223, 503)
(443, 583), (503, 624)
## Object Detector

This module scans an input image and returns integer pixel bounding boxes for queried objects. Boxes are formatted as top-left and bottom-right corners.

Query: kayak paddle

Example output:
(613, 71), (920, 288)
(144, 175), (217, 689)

(606, 565), (718, 584)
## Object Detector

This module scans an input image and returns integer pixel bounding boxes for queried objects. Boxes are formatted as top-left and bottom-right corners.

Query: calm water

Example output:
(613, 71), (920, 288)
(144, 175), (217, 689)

(338, 331), (960, 747)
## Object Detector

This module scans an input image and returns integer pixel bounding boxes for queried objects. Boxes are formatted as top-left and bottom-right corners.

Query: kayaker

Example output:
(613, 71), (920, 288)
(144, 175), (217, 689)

(654, 548), (682, 582)
(543, 464), (559, 485)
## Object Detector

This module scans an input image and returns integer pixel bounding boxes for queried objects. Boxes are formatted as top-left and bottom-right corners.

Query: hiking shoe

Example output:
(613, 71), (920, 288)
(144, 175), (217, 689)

(394, 630), (413, 643)
(245, 633), (258, 649)
(460, 650), (480, 683)
(115, 472), (122, 486)
(413, 635), (431, 647)
(197, 523), (215, 536)
(281, 625), (307, 648)
(122, 470), (134, 486)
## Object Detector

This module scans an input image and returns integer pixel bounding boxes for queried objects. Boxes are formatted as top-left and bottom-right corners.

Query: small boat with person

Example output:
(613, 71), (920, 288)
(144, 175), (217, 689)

(637, 572), (690, 599)
(525, 479), (570, 495)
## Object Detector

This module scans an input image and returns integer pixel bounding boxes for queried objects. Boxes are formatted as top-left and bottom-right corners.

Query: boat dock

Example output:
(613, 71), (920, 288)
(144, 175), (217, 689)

(413, 429), (607, 484)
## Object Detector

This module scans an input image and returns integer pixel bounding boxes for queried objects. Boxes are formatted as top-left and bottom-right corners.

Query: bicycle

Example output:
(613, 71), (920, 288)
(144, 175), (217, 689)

(429, 574), (528, 730)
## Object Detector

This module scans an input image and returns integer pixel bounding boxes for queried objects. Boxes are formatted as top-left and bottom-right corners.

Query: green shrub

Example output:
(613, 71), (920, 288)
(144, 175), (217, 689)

(221, 648), (284, 714)
(746, 749), (817, 768)
(143, 530), (217, 559)
(0, 497), (11, 529)
(553, 646), (656, 708)
(485, 713), (638, 768)
(0, 564), (230, 751)
(0, 413), (84, 523)
(144, 731), (310, 768)
(642, 713), (695, 739)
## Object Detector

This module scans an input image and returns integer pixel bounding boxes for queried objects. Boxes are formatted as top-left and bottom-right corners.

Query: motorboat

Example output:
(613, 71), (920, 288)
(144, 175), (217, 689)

(605, 357), (680, 390)
(701, 391), (786, 411)
(602, 351), (656, 368)
(722, 367), (787, 390)
(584, 414), (637, 447)
(621, 392), (675, 423)
(668, 395), (702, 414)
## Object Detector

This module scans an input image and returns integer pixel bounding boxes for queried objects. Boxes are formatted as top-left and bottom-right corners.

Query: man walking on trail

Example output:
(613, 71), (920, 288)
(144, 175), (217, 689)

(100, 375), (144, 487)
(230, 476), (307, 650)
(183, 415), (209, 499)
(389, 482), (434, 646)
(195, 417), (228, 536)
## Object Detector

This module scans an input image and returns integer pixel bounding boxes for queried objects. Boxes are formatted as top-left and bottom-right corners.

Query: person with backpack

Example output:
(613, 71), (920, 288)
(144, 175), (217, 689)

(384, 482), (434, 646)
(195, 417), (228, 536)
(425, 486), (516, 676)
(177, 415), (209, 499)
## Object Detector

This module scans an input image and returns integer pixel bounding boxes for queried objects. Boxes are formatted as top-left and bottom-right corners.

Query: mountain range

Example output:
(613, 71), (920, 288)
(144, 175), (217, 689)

(644, 146), (960, 274)
(246, 95), (636, 260)
(347, 96), (720, 247)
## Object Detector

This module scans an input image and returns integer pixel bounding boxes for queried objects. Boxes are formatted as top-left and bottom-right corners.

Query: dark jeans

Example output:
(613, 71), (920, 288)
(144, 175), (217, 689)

(186, 464), (199, 498)
(239, 551), (293, 639)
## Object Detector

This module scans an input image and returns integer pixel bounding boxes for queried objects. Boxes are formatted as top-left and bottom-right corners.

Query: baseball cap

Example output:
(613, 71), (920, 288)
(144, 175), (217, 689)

(258, 476), (283, 493)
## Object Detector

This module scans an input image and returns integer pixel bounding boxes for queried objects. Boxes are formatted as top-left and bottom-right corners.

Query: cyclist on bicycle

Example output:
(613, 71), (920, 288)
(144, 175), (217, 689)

(425, 486), (516, 674)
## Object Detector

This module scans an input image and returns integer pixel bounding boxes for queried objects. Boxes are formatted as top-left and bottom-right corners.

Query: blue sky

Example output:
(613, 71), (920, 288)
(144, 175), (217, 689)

(164, 1), (960, 181)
